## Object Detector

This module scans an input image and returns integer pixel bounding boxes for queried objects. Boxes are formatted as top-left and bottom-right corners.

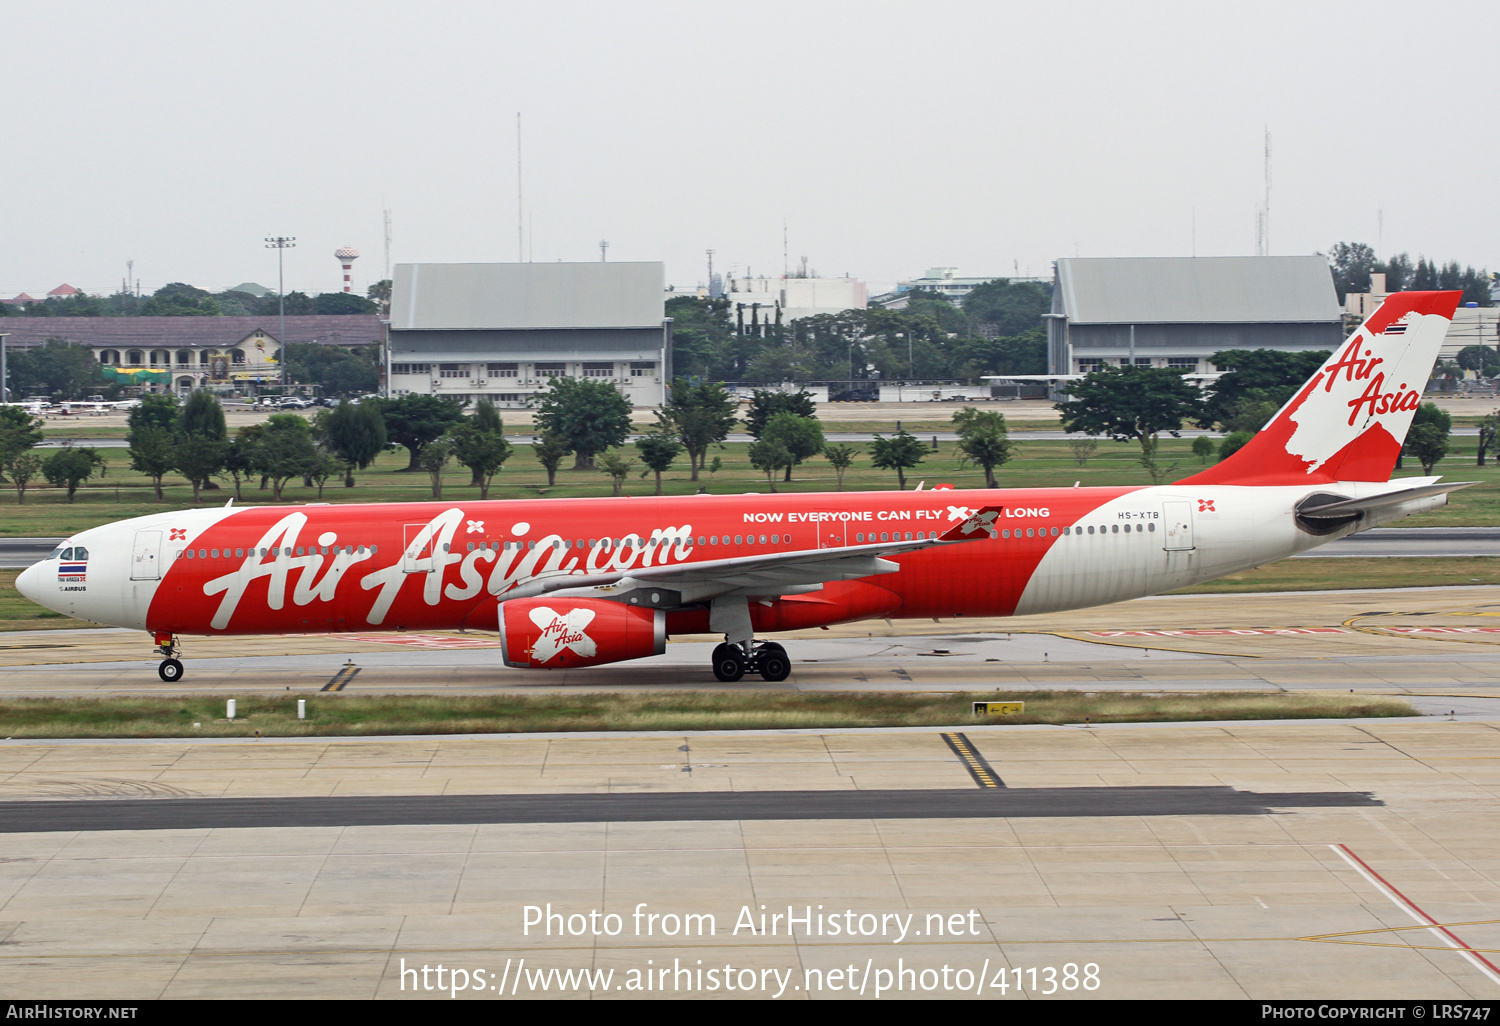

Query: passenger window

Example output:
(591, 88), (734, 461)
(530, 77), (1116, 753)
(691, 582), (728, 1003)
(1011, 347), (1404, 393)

(1111, 524), (1119, 534)
(735, 535), (743, 545)
(1148, 522), (1156, 532)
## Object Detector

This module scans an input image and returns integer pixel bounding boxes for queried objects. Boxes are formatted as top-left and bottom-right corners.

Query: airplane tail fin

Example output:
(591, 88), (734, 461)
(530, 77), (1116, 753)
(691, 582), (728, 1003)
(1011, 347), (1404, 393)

(1179, 290), (1462, 486)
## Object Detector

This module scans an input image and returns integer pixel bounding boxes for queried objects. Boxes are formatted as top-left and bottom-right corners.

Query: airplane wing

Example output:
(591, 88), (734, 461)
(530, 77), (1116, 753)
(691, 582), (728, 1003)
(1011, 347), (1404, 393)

(501, 506), (1003, 606)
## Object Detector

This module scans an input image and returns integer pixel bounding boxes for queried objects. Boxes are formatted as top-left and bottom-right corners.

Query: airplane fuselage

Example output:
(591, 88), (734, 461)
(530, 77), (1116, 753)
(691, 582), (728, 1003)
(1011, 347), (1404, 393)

(20, 480), (1445, 640)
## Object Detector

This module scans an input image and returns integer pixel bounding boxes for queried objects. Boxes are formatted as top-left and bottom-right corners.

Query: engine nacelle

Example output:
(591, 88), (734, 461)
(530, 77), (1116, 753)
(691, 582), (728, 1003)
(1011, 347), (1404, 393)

(499, 596), (665, 669)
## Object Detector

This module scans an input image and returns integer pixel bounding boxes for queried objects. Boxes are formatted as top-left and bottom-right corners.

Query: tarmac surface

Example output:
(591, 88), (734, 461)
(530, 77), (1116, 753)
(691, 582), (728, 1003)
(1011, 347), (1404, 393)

(4, 586), (1500, 999)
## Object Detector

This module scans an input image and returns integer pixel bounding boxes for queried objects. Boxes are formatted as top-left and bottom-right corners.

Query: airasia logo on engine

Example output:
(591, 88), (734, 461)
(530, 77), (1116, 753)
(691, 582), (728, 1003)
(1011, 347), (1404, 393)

(529, 606), (597, 662)
(501, 596), (663, 669)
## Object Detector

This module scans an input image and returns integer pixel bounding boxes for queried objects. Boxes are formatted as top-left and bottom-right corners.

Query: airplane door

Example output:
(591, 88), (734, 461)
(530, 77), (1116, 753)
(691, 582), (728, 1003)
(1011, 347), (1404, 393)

(1162, 501), (1195, 551)
(131, 530), (162, 580)
(815, 514), (847, 549)
(402, 523), (436, 573)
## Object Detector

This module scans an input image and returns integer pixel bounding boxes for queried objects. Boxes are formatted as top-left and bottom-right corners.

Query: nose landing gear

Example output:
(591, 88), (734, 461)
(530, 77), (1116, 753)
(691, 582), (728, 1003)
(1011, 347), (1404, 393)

(711, 641), (791, 683)
(153, 631), (184, 683)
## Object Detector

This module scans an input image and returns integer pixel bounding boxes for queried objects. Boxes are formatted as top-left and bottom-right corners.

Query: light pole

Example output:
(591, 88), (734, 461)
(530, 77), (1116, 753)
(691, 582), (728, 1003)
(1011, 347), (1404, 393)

(265, 236), (296, 392)
(0, 332), (8, 405)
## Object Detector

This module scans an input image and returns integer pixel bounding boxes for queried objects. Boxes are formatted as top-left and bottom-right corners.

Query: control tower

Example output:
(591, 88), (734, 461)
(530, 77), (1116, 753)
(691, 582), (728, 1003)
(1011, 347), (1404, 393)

(335, 246), (360, 293)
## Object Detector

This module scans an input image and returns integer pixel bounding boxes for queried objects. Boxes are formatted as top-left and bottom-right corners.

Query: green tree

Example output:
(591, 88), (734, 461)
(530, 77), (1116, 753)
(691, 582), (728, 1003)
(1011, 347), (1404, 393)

(313, 292), (378, 315)
(307, 450), (344, 499)
(321, 400), (388, 486)
(1056, 365), (1202, 482)
(0, 405), (45, 479)
(284, 343), (380, 396)
(375, 393), (467, 471)
(222, 437), (253, 501)
(1477, 410), (1500, 467)
(9, 452), (42, 504)
(1219, 431), (1254, 461)
(449, 418), (513, 500)
(1199, 350), (1328, 429)
(868, 429), (926, 490)
(461, 399), (504, 486)
(657, 379), (738, 480)
(744, 388), (817, 438)
(179, 390), (226, 439)
(597, 450), (635, 496)
(760, 411), (824, 481)
(634, 432), (682, 495)
(952, 408), (1015, 488)
(140, 282), (220, 316)
(748, 438), (791, 492)
(960, 279), (1051, 337)
(1191, 436), (1216, 463)
(41, 445), (106, 502)
(172, 434), (228, 503)
(1327, 242), (1376, 302)
(128, 393), (179, 433)
(530, 377), (632, 470)
(419, 438), (453, 499)
(531, 430), (571, 488)
(250, 414), (318, 500)
(823, 443), (857, 490)
(8, 339), (105, 399)
(1406, 423), (1449, 474)
(127, 425), (176, 501)
(1068, 437), (1098, 465)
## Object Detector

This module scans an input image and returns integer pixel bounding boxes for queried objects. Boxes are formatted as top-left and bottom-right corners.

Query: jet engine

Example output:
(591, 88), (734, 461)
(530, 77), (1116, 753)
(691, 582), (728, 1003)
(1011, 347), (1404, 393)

(499, 596), (665, 669)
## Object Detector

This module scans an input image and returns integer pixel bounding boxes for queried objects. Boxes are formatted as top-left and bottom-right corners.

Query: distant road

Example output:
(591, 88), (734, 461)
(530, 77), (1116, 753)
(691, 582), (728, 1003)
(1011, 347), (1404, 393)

(3, 527), (1497, 570)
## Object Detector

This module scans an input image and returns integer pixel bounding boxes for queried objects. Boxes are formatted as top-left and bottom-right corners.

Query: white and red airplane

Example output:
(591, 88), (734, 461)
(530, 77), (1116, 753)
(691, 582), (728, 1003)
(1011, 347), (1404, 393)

(17, 291), (1472, 684)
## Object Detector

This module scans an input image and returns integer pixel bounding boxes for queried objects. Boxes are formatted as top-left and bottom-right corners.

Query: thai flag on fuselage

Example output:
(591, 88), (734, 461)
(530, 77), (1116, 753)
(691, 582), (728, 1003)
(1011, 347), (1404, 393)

(58, 559), (86, 581)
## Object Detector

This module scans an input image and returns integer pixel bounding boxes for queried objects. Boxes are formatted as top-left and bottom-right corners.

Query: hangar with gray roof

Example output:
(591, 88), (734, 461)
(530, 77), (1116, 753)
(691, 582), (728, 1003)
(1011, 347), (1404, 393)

(1045, 255), (1344, 375)
(387, 261), (670, 407)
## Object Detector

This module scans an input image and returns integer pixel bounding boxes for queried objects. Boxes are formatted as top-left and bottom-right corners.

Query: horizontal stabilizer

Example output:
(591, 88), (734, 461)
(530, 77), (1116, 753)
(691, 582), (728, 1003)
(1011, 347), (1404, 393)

(1296, 481), (1479, 520)
(939, 506), (1003, 541)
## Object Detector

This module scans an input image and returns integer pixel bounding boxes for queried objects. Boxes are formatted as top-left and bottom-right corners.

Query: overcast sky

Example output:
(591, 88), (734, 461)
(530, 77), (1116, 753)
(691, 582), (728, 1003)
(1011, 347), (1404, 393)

(3, 0), (1495, 300)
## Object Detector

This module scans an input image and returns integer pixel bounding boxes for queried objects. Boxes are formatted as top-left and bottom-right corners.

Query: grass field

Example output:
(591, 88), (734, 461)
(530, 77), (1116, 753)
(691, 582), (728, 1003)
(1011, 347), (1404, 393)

(0, 431), (1493, 534)
(0, 690), (1419, 738)
(1169, 556), (1500, 593)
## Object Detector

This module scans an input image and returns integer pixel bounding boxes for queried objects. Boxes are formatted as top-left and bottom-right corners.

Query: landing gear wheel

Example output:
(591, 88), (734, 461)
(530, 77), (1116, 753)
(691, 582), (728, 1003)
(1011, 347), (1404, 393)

(158, 658), (183, 683)
(757, 643), (791, 682)
(711, 643), (746, 683)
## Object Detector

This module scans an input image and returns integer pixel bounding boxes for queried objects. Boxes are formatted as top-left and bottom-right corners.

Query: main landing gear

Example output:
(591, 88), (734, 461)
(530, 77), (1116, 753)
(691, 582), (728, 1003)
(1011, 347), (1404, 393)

(153, 632), (183, 683)
(711, 641), (791, 683)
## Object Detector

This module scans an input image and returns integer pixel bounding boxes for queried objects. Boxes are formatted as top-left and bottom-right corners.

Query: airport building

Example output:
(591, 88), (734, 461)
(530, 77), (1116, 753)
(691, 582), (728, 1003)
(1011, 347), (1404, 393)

(721, 275), (868, 333)
(0, 315), (382, 394)
(386, 261), (670, 407)
(1045, 255), (1344, 375)
(1344, 273), (1498, 363)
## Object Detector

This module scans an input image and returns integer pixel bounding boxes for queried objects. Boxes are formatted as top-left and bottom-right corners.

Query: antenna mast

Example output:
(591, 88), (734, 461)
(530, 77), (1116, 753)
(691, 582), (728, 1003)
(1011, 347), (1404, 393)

(516, 112), (524, 262)
(383, 209), (392, 280)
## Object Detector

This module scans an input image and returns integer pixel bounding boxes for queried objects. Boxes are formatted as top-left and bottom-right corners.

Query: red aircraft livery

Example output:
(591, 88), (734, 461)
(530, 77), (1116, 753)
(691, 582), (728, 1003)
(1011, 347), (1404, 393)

(16, 291), (1475, 684)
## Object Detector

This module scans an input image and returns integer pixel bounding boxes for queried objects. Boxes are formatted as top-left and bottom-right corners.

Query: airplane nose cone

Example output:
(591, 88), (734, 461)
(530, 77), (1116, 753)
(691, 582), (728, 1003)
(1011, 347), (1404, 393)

(15, 563), (41, 603)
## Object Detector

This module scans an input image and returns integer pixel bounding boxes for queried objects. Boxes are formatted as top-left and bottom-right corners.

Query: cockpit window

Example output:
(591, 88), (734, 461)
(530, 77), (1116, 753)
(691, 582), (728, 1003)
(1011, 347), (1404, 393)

(72, 546), (88, 561)
(59, 548), (73, 561)
(46, 546), (65, 561)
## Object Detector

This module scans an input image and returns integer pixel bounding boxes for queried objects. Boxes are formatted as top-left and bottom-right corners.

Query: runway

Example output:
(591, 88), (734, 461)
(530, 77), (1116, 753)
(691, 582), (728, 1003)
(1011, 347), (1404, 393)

(4, 586), (1500, 999)
(2, 719), (1498, 999)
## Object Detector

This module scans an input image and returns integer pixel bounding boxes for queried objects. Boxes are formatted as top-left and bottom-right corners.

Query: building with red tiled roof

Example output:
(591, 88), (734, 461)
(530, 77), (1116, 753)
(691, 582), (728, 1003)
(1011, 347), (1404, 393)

(45, 284), (80, 298)
(0, 314), (382, 394)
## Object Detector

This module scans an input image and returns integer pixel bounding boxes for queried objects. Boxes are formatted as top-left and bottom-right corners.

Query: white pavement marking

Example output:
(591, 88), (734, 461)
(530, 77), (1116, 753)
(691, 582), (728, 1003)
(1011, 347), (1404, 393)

(1329, 842), (1500, 991)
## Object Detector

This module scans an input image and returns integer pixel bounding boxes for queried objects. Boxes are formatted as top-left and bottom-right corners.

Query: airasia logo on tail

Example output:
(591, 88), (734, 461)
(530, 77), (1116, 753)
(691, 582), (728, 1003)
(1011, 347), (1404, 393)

(528, 606), (597, 662)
